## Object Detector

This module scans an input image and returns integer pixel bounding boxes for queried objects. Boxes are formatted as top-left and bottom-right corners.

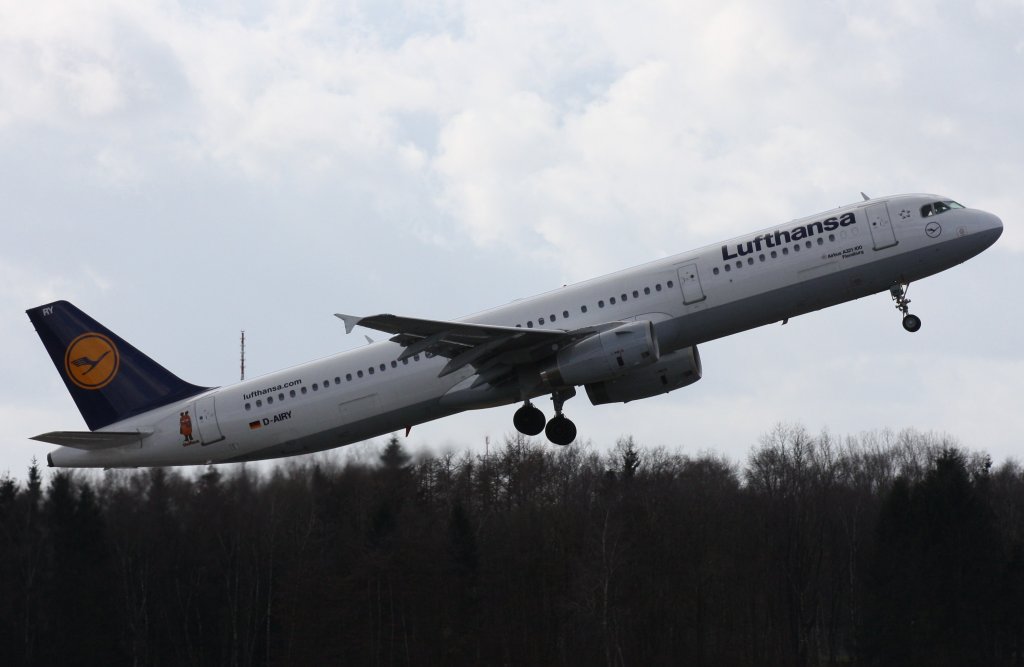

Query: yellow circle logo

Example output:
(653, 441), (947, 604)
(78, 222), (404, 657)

(64, 333), (120, 390)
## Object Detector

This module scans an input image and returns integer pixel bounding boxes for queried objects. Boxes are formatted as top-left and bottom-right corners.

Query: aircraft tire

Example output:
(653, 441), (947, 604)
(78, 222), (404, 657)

(545, 415), (577, 446)
(514, 403), (546, 436)
(902, 314), (922, 333)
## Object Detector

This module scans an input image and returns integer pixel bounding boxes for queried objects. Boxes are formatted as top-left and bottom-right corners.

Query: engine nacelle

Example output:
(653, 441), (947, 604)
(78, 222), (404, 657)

(584, 346), (702, 405)
(539, 321), (660, 389)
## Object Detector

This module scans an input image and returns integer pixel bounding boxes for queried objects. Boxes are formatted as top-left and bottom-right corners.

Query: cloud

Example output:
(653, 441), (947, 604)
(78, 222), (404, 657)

(1, 0), (1022, 477)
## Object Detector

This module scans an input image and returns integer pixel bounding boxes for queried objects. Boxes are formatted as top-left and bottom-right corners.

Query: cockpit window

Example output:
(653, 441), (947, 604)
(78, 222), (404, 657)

(920, 200), (964, 217)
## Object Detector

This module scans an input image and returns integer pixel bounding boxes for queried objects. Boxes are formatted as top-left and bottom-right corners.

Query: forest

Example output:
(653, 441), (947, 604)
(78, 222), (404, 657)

(0, 425), (1022, 666)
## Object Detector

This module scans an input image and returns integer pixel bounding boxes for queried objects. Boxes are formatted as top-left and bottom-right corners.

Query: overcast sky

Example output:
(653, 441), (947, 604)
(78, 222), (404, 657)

(2, 0), (1022, 478)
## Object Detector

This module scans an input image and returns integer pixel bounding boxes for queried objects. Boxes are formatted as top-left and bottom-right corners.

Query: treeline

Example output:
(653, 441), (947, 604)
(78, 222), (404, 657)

(1, 426), (1022, 666)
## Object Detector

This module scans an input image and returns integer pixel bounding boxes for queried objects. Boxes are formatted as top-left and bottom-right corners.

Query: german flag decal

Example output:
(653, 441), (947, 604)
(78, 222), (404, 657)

(249, 421), (262, 430)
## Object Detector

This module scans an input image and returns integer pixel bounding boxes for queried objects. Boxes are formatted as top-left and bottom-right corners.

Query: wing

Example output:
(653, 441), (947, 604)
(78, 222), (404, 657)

(335, 313), (608, 383)
(31, 430), (152, 450)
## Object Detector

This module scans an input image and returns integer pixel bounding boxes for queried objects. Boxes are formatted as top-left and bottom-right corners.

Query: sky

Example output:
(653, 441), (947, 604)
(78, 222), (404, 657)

(2, 0), (1023, 479)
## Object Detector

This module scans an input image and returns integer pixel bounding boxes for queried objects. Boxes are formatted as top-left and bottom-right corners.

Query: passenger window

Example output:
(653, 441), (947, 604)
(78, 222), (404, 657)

(793, 244), (800, 252)
(610, 297), (616, 304)
(817, 238), (823, 246)
(268, 396), (274, 404)
(414, 355), (420, 361)
(713, 267), (720, 275)
(581, 305), (588, 313)
(379, 364), (385, 372)
(357, 370), (363, 378)
(598, 300), (605, 308)
(391, 361), (397, 368)
(402, 359), (408, 365)
(633, 290), (639, 298)
(782, 247), (789, 255)
(538, 317), (545, 325)
(335, 376), (341, 384)
(667, 280), (674, 288)
(747, 257), (754, 265)
(368, 368), (374, 375)
(655, 284), (662, 291)
(805, 241), (812, 249)
(346, 374), (352, 381)
(771, 250), (778, 258)
(621, 294), (627, 301)
(829, 234), (835, 242)
(323, 379), (330, 386)
(644, 287), (651, 295)
(736, 261), (742, 268)
(724, 264), (731, 272)
(312, 383), (319, 390)
(563, 310), (569, 318)
(527, 321), (534, 328)
(245, 403), (251, 410)
(256, 399), (262, 407)
(759, 254), (765, 262)
(279, 393), (284, 401)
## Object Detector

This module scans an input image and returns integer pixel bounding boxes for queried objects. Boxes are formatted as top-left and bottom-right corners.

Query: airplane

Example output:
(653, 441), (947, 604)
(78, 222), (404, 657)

(27, 193), (1002, 468)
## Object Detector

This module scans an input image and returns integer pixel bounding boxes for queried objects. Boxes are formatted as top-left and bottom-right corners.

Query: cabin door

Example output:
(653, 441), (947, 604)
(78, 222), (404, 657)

(194, 394), (225, 445)
(866, 203), (898, 250)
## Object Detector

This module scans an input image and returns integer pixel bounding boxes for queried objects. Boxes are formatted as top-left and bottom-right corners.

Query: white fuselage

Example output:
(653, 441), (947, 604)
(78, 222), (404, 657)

(49, 194), (1003, 467)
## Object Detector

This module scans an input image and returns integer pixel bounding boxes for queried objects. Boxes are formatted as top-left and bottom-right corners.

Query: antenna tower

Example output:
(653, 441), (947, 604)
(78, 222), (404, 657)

(240, 330), (246, 381)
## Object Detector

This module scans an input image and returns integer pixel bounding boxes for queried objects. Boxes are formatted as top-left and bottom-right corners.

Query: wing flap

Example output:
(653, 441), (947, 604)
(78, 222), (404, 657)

(31, 430), (151, 450)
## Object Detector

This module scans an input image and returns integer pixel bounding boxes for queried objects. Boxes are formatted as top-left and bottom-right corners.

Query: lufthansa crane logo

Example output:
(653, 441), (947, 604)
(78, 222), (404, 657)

(64, 333), (120, 390)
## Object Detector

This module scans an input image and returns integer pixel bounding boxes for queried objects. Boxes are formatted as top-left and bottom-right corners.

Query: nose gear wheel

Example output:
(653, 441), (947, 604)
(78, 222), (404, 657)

(890, 283), (921, 333)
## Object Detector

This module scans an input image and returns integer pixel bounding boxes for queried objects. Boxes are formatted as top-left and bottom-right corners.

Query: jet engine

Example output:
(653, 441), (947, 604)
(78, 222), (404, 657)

(539, 321), (659, 389)
(584, 346), (702, 405)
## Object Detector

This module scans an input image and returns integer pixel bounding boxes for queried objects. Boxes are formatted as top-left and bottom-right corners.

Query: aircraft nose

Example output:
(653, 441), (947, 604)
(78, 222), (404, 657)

(990, 212), (1004, 238)
(976, 210), (1003, 248)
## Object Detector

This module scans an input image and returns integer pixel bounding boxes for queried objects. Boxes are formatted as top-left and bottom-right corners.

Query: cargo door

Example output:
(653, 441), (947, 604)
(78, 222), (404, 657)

(866, 203), (898, 250)
(676, 264), (707, 305)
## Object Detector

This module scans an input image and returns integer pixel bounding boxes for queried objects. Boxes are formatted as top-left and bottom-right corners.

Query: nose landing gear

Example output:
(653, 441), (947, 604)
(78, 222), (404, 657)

(890, 282), (922, 332)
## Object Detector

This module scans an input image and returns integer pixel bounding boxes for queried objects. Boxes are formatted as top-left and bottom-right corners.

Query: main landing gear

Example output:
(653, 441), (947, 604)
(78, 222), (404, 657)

(513, 390), (577, 446)
(890, 282), (922, 332)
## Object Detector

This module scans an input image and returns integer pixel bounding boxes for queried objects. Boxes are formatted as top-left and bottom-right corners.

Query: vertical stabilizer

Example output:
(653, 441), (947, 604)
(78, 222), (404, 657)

(26, 301), (211, 430)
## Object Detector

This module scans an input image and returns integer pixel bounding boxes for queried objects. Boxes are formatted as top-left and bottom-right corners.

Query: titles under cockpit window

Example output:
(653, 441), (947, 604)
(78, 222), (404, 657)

(921, 200), (964, 217)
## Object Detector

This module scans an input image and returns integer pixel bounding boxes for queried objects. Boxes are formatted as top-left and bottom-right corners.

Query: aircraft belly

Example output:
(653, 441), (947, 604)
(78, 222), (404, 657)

(224, 396), (459, 462)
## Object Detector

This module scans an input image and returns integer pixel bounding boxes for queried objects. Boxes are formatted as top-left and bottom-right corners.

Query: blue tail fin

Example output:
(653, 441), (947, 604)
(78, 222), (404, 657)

(27, 300), (211, 430)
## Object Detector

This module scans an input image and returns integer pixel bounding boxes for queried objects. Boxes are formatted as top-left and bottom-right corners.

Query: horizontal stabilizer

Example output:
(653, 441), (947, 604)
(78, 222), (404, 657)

(31, 430), (152, 450)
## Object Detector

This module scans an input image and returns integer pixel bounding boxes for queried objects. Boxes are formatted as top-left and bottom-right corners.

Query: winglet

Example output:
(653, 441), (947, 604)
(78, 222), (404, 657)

(334, 313), (362, 334)
(860, 191), (870, 201)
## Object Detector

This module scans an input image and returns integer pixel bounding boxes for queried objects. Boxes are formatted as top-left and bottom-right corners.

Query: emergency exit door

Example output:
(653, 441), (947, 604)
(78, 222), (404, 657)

(676, 264), (707, 305)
